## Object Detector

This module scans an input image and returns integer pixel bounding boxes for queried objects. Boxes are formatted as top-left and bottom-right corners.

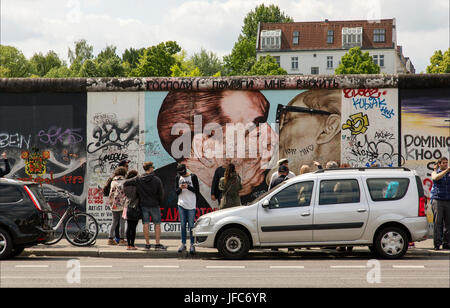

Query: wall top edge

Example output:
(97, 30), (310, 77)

(0, 74), (449, 92)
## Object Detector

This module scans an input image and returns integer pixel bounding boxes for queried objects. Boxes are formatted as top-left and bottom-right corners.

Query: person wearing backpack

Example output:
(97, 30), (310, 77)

(103, 160), (130, 244)
(124, 162), (167, 251)
(123, 170), (141, 250)
(107, 167), (128, 246)
(175, 164), (200, 254)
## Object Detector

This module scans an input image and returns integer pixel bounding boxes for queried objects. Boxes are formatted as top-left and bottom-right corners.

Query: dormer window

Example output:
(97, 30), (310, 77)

(261, 30), (282, 50)
(342, 27), (362, 48)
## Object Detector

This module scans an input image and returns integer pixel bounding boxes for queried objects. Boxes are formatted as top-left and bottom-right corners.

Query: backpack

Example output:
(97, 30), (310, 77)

(108, 178), (127, 211)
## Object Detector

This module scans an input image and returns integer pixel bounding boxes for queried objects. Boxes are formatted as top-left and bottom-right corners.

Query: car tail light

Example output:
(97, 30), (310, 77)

(24, 185), (43, 211)
(418, 196), (426, 217)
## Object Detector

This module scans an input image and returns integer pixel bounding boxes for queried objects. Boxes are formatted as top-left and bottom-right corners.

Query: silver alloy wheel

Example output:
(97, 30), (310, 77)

(380, 231), (404, 256)
(225, 235), (242, 253)
(0, 234), (6, 255)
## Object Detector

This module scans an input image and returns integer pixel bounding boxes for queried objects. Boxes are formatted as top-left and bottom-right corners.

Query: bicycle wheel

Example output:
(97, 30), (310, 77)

(64, 212), (98, 247)
(43, 212), (64, 245)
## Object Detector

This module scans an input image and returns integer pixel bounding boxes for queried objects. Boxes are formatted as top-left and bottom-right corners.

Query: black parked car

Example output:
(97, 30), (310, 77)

(0, 178), (54, 259)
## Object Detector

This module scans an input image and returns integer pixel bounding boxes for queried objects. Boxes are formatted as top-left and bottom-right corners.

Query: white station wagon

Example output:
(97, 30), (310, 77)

(193, 168), (428, 259)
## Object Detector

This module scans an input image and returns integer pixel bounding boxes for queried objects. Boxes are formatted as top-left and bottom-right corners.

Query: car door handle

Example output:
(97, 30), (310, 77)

(301, 212), (311, 216)
(357, 209), (367, 213)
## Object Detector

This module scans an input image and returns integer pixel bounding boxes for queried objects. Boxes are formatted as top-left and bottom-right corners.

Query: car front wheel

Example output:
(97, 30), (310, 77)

(374, 227), (409, 259)
(217, 228), (250, 260)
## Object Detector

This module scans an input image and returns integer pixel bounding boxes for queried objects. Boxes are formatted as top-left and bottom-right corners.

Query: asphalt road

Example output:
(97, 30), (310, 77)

(1, 254), (448, 288)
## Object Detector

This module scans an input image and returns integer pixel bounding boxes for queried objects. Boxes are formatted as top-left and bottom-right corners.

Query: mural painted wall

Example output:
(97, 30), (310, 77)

(86, 92), (144, 233)
(1, 77), (448, 235)
(401, 88), (450, 235)
(341, 88), (399, 167)
(0, 92), (87, 216)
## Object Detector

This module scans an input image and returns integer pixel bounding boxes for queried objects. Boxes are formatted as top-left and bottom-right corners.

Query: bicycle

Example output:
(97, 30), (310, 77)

(44, 190), (99, 247)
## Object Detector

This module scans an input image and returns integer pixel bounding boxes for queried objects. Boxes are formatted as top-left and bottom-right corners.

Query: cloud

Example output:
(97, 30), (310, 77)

(0, 0), (448, 73)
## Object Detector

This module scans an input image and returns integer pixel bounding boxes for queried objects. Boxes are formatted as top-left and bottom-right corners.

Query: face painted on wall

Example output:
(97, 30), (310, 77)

(278, 90), (341, 175)
(165, 90), (278, 196)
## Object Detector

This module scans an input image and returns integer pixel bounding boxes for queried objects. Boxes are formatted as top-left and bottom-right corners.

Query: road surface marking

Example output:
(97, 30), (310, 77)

(392, 265), (425, 269)
(270, 266), (305, 269)
(15, 265), (49, 268)
(206, 266), (246, 269)
(80, 265), (113, 268)
(144, 265), (180, 268)
(330, 265), (366, 269)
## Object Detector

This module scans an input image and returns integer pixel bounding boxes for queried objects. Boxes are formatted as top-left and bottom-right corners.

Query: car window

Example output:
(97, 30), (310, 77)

(269, 181), (314, 209)
(366, 178), (410, 201)
(319, 179), (360, 205)
(0, 185), (24, 203)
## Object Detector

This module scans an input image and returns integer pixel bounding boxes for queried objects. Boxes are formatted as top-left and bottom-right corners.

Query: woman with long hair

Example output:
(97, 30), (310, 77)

(218, 163), (242, 209)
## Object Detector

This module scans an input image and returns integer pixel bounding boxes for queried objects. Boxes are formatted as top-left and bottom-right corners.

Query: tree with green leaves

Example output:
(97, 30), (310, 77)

(335, 47), (380, 74)
(68, 39), (94, 76)
(247, 55), (287, 76)
(0, 45), (32, 77)
(223, 4), (292, 76)
(130, 41), (181, 77)
(223, 37), (257, 76)
(170, 50), (201, 77)
(95, 45), (125, 77)
(29, 50), (63, 77)
(426, 49), (450, 73)
(190, 48), (223, 76)
(241, 4), (293, 40)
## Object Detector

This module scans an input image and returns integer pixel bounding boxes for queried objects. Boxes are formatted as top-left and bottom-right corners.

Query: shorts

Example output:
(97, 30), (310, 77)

(141, 207), (162, 224)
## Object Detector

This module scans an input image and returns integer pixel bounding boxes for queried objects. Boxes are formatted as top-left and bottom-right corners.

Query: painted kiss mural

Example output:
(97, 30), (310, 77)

(2, 85), (446, 234)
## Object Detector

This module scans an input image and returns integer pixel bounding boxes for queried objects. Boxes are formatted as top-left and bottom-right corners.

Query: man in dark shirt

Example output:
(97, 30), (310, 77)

(0, 152), (11, 178)
(269, 165), (290, 190)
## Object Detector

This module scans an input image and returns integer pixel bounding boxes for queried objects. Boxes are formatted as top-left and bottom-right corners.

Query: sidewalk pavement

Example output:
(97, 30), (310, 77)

(21, 238), (449, 259)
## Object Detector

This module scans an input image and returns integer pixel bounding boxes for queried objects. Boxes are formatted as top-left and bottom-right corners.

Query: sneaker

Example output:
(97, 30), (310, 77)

(118, 239), (127, 246)
(154, 244), (167, 251)
(190, 245), (195, 254)
(114, 237), (120, 244)
(107, 239), (117, 246)
(145, 244), (151, 250)
(178, 244), (186, 253)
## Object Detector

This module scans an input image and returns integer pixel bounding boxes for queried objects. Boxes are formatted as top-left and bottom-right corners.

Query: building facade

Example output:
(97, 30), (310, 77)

(256, 18), (415, 75)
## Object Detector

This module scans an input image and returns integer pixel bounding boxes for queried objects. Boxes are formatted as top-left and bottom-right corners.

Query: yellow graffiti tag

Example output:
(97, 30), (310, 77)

(342, 112), (370, 135)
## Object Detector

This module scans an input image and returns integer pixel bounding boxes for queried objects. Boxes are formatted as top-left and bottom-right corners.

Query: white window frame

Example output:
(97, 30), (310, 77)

(291, 57), (299, 70)
(327, 56), (333, 69)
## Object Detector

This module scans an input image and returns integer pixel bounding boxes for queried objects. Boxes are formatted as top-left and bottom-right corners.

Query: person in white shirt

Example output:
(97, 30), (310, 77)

(175, 164), (200, 254)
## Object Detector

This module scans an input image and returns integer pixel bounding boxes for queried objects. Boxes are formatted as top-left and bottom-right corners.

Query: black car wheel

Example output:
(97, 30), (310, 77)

(0, 228), (13, 260)
(374, 227), (409, 259)
(217, 228), (250, 260)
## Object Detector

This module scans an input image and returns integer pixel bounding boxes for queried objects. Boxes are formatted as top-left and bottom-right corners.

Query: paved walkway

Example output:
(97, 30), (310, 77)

(21, 238), (448, 259)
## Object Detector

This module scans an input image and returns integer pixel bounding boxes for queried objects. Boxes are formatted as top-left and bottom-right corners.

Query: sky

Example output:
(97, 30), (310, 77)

(1, 0), (449, 73)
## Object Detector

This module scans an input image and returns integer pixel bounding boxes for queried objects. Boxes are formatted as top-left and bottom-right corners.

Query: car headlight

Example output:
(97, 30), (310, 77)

(194, 217), (211, 228)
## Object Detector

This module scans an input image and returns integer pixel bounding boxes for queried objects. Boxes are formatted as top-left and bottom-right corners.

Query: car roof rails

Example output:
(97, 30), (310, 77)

(315, 167), (411, 173)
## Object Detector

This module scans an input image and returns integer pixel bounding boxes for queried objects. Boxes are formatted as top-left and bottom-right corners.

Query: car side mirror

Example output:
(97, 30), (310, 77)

(262, 199), (270, 209)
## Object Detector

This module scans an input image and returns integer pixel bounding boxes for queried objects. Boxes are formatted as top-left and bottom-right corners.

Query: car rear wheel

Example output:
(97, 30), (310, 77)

(374, 227), (409, 259)
(217, 228), (250, 260)
(0, 228), (13, 260)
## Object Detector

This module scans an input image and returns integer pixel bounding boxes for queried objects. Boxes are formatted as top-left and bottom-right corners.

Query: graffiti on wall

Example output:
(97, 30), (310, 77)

(401, 88), (450, 236)
(85, 93), (142, 232)
(0, 93), (87, 216)
(341, 88), (400, 167)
